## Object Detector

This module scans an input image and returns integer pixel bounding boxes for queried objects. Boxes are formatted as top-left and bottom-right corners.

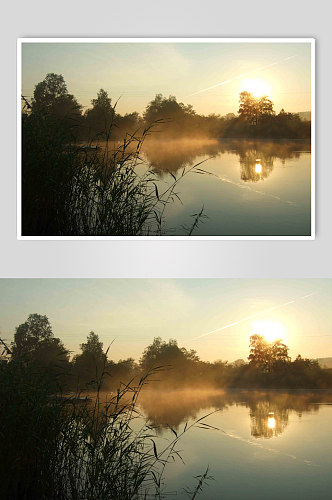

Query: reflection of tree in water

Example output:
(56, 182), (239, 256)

(142, 140), (222, 178)
(244, 391), (321, 439)
(235, 141), (305, 183)
(239, 152), (274, 183)
(249, 400), (289, 439)
(141, 139), (310, 181)
(138, 390), (229, 434)
(218, 140), (307, 163)
(138, 389), (326, 437)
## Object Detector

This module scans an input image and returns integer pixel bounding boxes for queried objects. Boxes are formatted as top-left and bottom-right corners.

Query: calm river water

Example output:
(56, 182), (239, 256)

(139, 139), (311, 236)
(138, 390), (331, 499)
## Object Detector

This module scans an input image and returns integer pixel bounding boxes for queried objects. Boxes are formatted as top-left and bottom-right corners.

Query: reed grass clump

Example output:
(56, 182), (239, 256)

(22, 101), (209, 236)
(0, 354), (215, 500)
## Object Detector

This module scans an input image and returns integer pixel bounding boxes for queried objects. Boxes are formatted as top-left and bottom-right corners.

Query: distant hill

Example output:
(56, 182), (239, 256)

(298, 111), (311, 121)
(316, 357), (332, 369)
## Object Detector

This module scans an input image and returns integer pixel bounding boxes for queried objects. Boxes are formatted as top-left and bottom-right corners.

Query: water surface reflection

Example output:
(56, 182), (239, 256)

(142, 139), (310, 183)
(93, 138), (311, 236)
(136, 390), (331, 499)
(138, 389), (327, 438)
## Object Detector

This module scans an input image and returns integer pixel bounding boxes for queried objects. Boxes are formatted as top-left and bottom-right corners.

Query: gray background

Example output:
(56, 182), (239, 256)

(1, 0), (331, 278)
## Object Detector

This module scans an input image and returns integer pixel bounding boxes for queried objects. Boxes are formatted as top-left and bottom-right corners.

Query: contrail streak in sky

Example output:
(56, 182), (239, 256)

(284, 55), (299, 61)
(184, 55), (299, 99)
(301, 292), (318, 299)
(183, 292), (318, 344)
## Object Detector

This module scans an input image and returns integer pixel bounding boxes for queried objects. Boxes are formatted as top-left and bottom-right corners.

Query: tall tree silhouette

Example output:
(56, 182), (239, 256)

(248, 334), (290, 373)
(12, 313), (68, 366)
(84, 88), (115, 138)
(32, 73), (81, 118)
(238, 91), (275, 126)
(72, 332), (108, 384)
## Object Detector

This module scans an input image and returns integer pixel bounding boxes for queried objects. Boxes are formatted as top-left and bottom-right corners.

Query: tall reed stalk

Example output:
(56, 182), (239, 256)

(0, 352), (216, 500)
(22, 100), (209, 236)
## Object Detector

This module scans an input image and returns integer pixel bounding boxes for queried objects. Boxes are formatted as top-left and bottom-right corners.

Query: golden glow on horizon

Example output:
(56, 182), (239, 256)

(252, 320), (284, 342)
(242, 79), (269, 98)
(268, 416), (276, 429)
(255, 163), (262, 174)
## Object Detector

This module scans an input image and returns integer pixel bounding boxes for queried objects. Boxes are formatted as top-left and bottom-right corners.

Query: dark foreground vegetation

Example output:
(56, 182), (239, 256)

(0, 359), (218, 500)
(22, 106), (208, 237)
(0, 313), (330, 499)
(1, 320), (216, 500)
(21, 73), (311, 236)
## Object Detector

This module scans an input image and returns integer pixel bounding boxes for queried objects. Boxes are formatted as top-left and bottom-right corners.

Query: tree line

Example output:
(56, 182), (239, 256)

(3, 313), (331, 391)
(22, 73), (311, 141)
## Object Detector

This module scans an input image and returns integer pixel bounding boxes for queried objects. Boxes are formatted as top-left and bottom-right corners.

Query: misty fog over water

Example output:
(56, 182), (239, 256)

(135, 389), (331, 499)
(138, 139), (311, 236)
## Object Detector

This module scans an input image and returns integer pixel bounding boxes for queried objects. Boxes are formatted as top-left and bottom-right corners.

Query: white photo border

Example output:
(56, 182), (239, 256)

(17, 37), (315, 241)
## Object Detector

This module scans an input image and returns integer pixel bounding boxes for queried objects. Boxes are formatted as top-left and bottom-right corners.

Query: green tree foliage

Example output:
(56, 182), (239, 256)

(72, 331), (108, 385)
(143, 94), (198, 138)
(286, 354), (323, 388)
(272, 109), (310, 138)
(79, 331), (105, 362)
(138, 337), (201, 388)
(84, 88), (115, 138)
(117, 112), (143, 135)
(117, 357), (138, 372)
(143, 94), (176, 123)
(248, 334), (290, 373)
(224, 113), (237, 121)
(123, 111), (141, 123)
(91, 88), (113, 114)
(238, 91), (275, 126)
(107, 357), (139, 387)
(232, 358), (246, 368)
(139, 337), (199, 373)
(11, 313), (69, 367)
(7, 315), (332, 393)
(31, 73), (81, 119)
(12, 313), (51, 357)
(22, 75), (86, 236)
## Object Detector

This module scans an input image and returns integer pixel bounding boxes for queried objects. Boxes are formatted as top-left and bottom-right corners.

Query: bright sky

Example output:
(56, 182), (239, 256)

(21, 41), (312, 117)
(0, 279), (330, 363)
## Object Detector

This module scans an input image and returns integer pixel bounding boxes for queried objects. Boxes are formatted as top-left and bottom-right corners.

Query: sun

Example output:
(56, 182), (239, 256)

(242, 79), (269, 98)
(252, 320), (284, 342)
